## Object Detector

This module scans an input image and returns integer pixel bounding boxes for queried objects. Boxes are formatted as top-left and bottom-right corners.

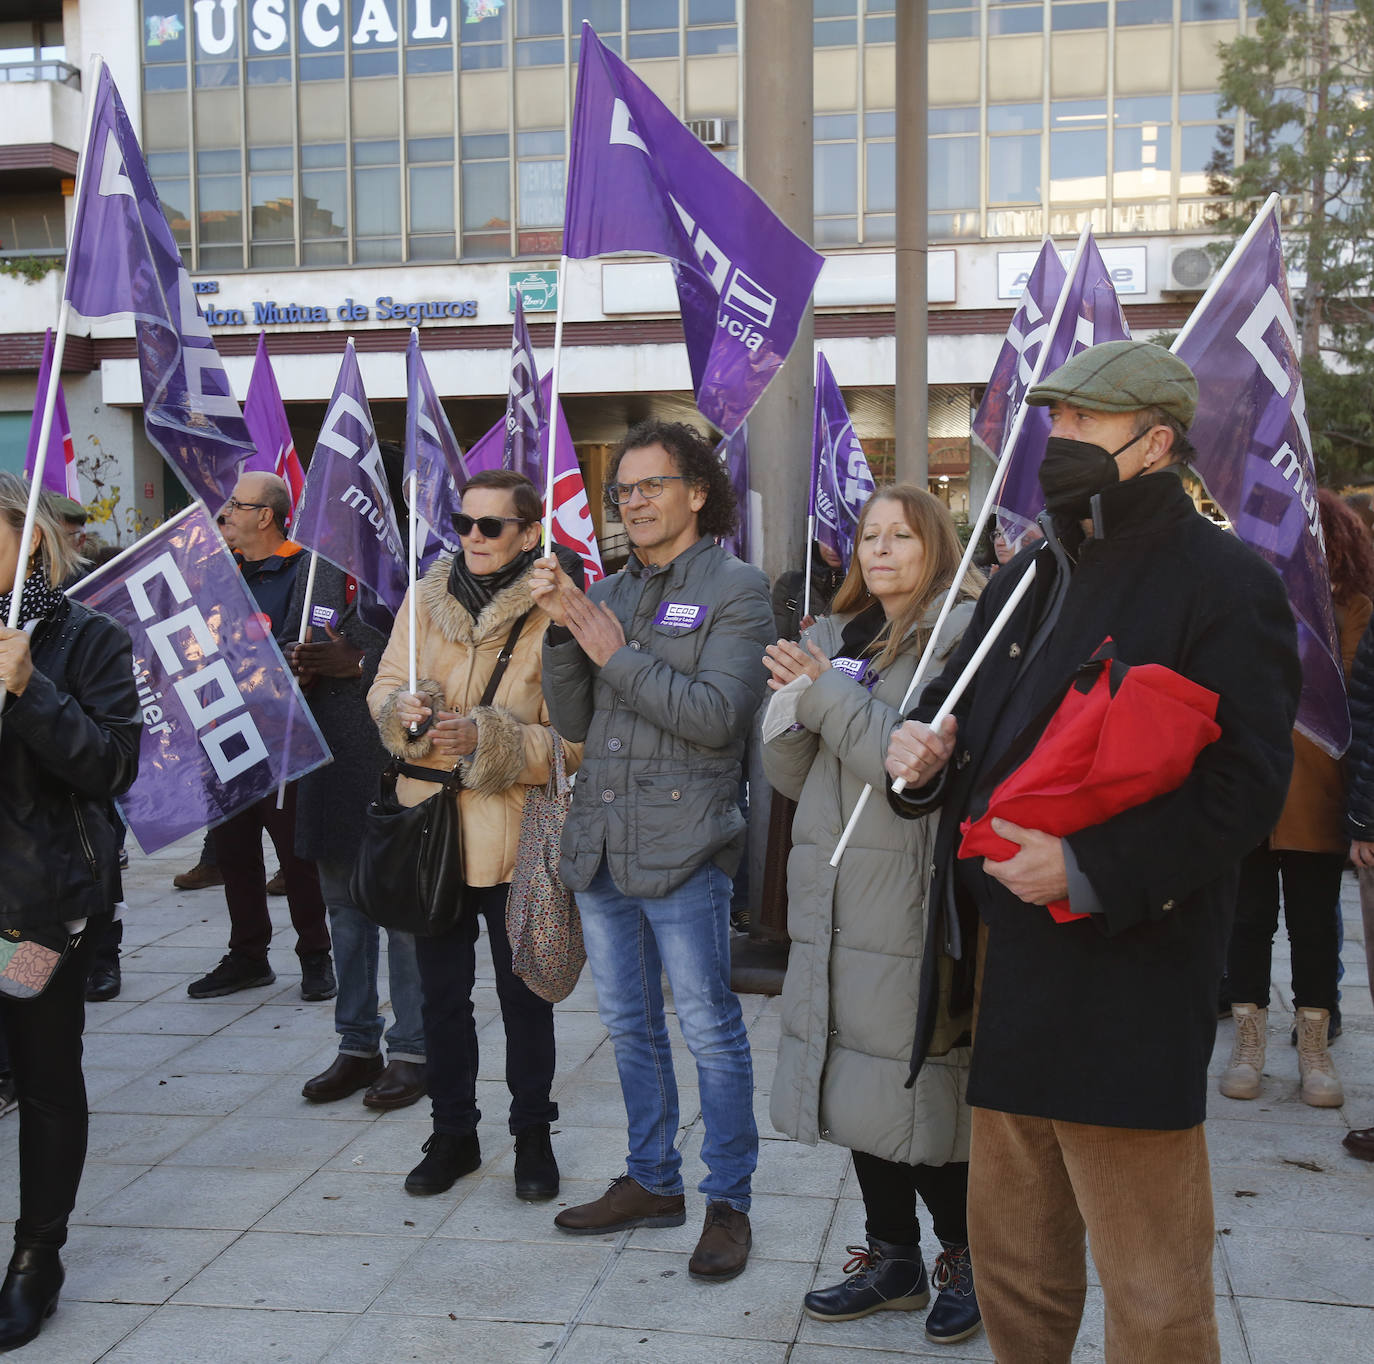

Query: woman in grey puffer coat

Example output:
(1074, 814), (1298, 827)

(762, 486), (982, 1345)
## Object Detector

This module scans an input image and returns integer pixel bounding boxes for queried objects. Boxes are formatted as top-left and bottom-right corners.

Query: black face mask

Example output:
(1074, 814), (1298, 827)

(1038, 431), (1144, 519)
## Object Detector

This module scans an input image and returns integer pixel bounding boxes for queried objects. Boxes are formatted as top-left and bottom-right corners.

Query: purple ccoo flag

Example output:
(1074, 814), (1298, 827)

(716, 423), (752, 563)
(293, 340), (408, 616)
(564, 23), (823, 436)
(972, 240), (1067, 474)
(1175, 203), (1347, 757)
(991, 230), (1131, 544)
(503, 289), (546, 485)
(25, 327), (79, 500)
(64, 65), (251, 510)
(70, 504), (330, 853)
(405, 329), (469, 573)
(241, 332), (305, 522)
(811, 353), (876, 572)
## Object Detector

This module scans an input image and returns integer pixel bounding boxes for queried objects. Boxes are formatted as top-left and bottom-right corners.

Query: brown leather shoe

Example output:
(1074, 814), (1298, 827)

(554, 1174), (686, 1235)
(173, 862), (223, 891)
(266, 869), (287, 896)
(1343, 1126), (1374, 1161)
(301, 1053), (383, 1103)
(688, 1202), (751, 1282)
(363, 1059), (428, 1111)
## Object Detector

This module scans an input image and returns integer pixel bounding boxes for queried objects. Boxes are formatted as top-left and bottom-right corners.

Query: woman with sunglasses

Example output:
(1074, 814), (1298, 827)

(369, 469), (580, 1202)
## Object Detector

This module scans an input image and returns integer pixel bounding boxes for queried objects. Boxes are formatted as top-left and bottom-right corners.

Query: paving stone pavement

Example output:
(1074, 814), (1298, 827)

(2, 833), (1371, 1362)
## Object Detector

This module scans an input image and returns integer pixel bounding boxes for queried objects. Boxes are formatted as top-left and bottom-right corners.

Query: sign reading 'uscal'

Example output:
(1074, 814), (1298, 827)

(192, 291), (479, 327)
(186, 2), (454, 56)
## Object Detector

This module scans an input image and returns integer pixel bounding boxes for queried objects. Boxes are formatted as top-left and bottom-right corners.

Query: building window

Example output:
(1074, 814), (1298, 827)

(301, 141), (348, 265)
(409, 137), (456, 261)
(461, 0), (507, 69)
(987, 1), (1044, 37)
(1050, 99), (1107, 203)
(1116, 0), (1173, 25)
(148, 150), (193, 249)
(629, 0), (680, 59)
(930, 0), (979, 42)
(462, 132), (510, 259)
(249, 144), (296, 268)
(517, 130), (565, 256)
(814, 0), (859, 48)
(814, 112), (858, 245)
(197, 147), (244, 271)
(929, 106), (979, 241)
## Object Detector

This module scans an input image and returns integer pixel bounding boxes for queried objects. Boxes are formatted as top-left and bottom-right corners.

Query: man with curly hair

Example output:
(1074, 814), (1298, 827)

(531, 418), (774, 1282)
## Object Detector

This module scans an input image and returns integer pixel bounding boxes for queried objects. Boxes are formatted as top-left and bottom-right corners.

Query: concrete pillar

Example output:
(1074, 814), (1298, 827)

(894, 0), (929, 487)
(737, 0), (814, 980)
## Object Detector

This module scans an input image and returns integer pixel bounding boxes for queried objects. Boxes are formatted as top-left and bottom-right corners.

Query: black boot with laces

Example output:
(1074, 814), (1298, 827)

(803, 1237), (929, 1321)
(404, 1131), (480, 1195)
(513, 1123), (560, 1201)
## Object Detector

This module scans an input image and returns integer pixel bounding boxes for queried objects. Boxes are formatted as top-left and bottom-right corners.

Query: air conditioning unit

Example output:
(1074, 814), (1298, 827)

(1165, 245), (1218, 294)
(687, 118), (726, 148)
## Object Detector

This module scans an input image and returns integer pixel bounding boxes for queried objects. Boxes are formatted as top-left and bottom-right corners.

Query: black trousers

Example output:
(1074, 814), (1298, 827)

(1228, 844), (1343, 1012)
(212, 785), (329, 963)
(0, 923), (98, 1253)
(851, 1149), (970, 1248)
(414, 883), (557, 1136)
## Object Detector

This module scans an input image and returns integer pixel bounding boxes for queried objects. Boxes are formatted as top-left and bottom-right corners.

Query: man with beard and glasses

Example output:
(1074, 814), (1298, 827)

(883, 341), (1300, 1363)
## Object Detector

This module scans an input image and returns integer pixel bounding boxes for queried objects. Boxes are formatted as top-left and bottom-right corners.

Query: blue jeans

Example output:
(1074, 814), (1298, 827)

(577, 857), (757, 1212)
(316, 859), (425, 1062)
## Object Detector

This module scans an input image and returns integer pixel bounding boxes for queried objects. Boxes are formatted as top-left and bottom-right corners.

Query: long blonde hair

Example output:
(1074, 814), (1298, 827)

(829, 484), (983, 671)
(0, 472), (83, 589)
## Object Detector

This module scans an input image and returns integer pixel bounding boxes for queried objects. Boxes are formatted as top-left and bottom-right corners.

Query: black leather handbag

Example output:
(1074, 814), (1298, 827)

(351, 612), (529, 938)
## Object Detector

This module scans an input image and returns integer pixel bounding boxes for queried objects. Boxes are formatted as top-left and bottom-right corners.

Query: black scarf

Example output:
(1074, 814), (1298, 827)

(834, 600), (889, 661)
(446, 547), (537, 621)
(0, 570), (65, 629)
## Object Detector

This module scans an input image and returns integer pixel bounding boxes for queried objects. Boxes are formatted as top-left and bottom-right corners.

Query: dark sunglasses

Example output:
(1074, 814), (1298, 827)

(451, 512), (529, 538)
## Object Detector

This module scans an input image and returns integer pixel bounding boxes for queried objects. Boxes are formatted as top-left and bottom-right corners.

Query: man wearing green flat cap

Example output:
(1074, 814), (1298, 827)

(884, 340), (1301, 1362)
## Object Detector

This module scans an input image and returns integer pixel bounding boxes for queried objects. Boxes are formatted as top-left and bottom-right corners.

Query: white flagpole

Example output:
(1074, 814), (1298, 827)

(542, 258), (571, 550)
(276, 549), (319, 809)
(801, 514), (816, 622)
(407, 471), (419, 697)
(1, 54), (104, 728)
(827, 222), (1094, 868)
(1170, 193), (1279, 355)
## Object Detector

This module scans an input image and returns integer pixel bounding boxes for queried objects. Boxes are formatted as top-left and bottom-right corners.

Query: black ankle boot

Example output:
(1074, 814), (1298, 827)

(803, 1237), (929, 1321)
(404, 1130), (481, 1196)
(513, 1123), (560, 1201)
(0, 1247), (64, 1350)
(925, 1239), (981, 1343)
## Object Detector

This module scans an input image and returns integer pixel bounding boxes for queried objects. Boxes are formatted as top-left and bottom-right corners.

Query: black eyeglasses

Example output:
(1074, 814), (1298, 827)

(221, 498), (270, 515)
(606, 475), (686, 506)
(451, 512), (529, 538)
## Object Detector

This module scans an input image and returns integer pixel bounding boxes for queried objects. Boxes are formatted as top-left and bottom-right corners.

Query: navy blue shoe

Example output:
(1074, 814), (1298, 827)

(924, 1239), (981, 1344)
(803, 1238), (929, 1322)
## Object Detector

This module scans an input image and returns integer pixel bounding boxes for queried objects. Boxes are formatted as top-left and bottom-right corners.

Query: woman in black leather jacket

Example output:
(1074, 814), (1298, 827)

(0, 474), (140, 1351)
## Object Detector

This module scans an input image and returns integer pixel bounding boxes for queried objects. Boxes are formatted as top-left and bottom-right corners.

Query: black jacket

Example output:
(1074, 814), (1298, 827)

(772, 546), (846, 641)
(1345, 613), (1374, 840)
(894, 470), (1300, 1130)
(238, 543), (308, 637)
(0, 597), (141, 931)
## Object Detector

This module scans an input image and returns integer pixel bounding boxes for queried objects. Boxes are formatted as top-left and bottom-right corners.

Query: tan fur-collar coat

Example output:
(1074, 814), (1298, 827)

(369, 557), (580, 888)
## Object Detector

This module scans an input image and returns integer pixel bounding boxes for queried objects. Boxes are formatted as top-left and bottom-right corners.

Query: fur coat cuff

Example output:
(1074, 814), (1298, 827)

(461, 704), (529, 797)
(377, 678), (447, 760)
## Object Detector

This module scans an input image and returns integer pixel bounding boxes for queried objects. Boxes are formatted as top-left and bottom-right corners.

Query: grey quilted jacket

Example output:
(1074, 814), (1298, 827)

(542, 535), (774, 898)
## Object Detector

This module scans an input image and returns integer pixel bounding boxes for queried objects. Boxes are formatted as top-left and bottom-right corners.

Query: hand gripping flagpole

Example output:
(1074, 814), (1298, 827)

(1, 55), (104, 729)
(542, 259), (571, 552)
(827, 222), (1093, 867)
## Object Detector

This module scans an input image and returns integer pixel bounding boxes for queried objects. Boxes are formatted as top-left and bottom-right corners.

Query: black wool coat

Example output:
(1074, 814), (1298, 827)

(1344, 612), (1374, 840)
(894, 470), (1300, 1130)
(281, 558), (391, 866)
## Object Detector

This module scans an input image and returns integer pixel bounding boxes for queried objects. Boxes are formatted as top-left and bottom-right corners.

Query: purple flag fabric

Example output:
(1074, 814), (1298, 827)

(716, 423), (752, 562)
(241, 333), (305, 511)
(503, 289), (546, 485)
(64, 65), (251, 510)
(1175, 207), (1347, 757)
(991, 232), (1131, 543)
(24, 328), (79, 500)
(293, 341), (408, 615)
(467, 373), (604, 585)
(972, 241), (1067, 472)
(811, 353), (876, 572)
(70, 504), (330, 853)
(404, 329), (469, 574)
(564, 23), (823, 435)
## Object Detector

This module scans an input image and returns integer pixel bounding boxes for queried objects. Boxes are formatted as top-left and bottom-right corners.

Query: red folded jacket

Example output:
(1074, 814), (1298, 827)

(958, 638), (1222, 923)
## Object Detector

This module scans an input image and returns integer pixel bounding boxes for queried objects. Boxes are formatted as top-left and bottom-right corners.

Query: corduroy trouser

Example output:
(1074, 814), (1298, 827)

(968, 1106), (1219, 1364)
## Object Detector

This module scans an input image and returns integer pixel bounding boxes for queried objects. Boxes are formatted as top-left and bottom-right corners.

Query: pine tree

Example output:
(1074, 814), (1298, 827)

(1207, 0), (1374, 482)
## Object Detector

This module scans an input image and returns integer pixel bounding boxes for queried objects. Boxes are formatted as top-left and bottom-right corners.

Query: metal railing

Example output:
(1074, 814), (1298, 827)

(0, 60), (80, 89)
